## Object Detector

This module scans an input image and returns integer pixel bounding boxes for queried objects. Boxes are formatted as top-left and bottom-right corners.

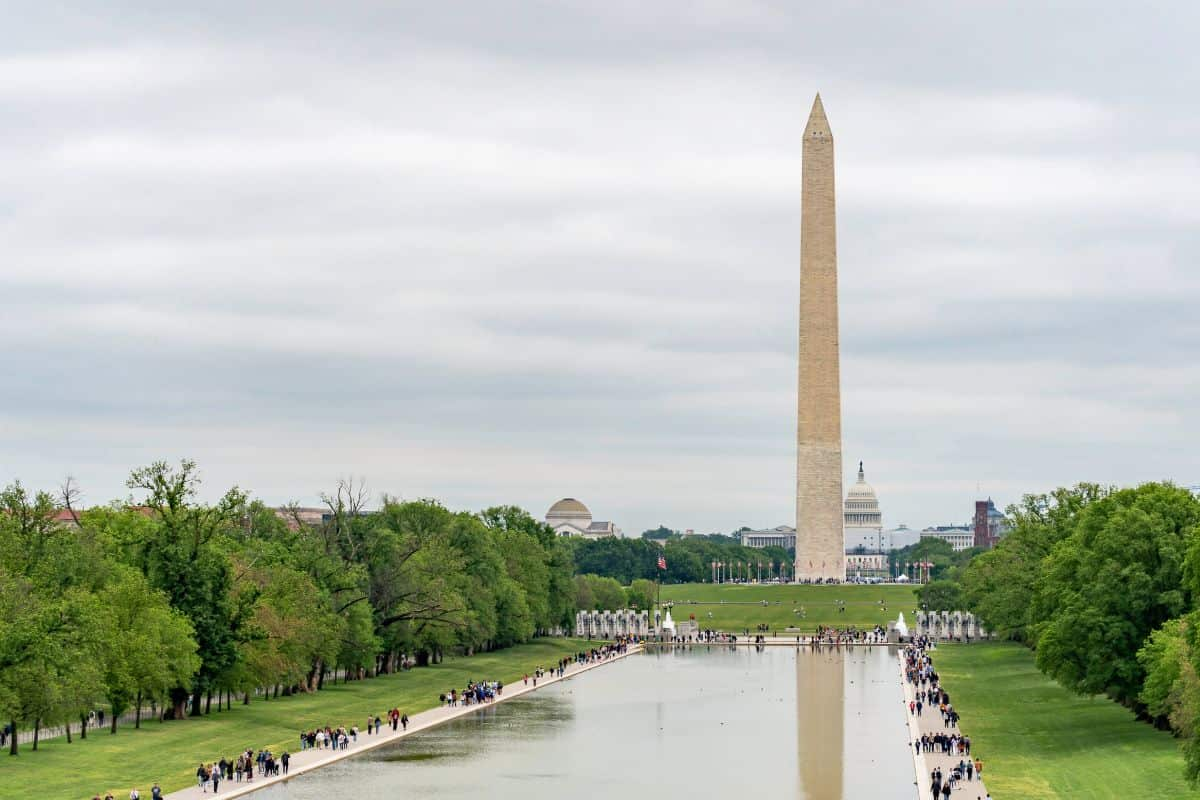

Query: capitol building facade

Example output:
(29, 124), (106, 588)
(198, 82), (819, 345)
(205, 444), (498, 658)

(844, 462), (888, 576)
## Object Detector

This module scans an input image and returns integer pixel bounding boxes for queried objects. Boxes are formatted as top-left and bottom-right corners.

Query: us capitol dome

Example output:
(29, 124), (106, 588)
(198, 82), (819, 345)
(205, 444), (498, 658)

(844, 462), (883, 529)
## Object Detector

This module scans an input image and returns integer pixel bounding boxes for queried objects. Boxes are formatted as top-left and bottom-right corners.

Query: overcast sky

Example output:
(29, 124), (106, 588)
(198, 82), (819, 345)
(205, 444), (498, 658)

(2, 2), (1198, 535)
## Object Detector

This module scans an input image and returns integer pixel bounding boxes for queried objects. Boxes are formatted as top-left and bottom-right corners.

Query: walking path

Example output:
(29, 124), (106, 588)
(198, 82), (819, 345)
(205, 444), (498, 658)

(164, 644), (641, 800)
(898, 649), (989, 800)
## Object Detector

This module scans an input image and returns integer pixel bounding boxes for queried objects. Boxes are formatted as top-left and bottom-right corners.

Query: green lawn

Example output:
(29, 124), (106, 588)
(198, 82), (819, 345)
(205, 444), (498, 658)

(0, 639), (587, 800)
(657, 582), (917, 632)
(936, 643), (1195, 799)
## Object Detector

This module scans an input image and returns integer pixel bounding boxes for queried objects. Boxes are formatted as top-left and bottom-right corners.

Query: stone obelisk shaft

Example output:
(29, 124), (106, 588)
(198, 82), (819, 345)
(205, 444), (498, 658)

(795, 94), (844, 582)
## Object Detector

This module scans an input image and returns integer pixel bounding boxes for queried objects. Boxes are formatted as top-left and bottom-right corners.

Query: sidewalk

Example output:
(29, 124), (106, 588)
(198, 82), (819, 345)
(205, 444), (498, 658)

(165, 645), (641, 799)
(898, 651), (989, 800)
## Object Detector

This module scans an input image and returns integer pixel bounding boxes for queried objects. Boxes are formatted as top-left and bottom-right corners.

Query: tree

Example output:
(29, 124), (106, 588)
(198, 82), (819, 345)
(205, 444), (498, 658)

(1033, 483), (1200, 707)
(99, 568), (199, 731)
(1138, 613), (1200, 782)
(626, 579), (656, 611)
(0, 482), (108, 753)
(641, 526), (674, 540)
(916, 580), (963, 612)
(125, 460), (250, 717)
(961, 484), (1105, 641)
(573, 575), (626, 611)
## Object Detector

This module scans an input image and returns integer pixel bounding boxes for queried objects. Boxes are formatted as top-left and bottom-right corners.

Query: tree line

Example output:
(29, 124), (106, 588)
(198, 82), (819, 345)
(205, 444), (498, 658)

(566, 534), (792, 585)
(0, 460), (577, 753)
(934, 481), (1200, 782)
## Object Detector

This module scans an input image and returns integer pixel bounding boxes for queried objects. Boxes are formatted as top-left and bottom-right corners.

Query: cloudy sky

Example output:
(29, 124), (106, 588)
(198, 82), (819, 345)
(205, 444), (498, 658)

(2, 2), (1198, 534)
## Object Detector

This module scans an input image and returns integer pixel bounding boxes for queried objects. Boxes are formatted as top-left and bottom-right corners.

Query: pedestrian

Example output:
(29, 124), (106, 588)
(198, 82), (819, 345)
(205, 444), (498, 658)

(211, 764), (221, 793)
(129, 790), (140, 800)
(401, 713), (408, 731)
(197, 764), (208, 793)
(282, 751), (290, 775)
(151, 785), (162, 800)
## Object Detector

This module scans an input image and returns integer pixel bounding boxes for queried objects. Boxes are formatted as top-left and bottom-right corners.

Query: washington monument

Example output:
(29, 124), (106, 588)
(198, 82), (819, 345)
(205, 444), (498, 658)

(795, 93), (845, 582)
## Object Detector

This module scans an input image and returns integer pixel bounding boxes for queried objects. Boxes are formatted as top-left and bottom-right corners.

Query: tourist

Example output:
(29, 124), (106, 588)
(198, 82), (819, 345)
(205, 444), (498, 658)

(197, 763), (208, 792)
(211, 763), (221, 792)
(282, 751), (290, 775)
(129, 789), (140, 800)
(151, 784), (162, 800)
(401, 713), (409, 731)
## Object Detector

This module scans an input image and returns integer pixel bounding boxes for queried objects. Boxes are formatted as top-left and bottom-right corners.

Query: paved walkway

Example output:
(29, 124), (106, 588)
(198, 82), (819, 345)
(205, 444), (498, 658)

(898, 650), (989, 800)
(165, 645), (641, 800)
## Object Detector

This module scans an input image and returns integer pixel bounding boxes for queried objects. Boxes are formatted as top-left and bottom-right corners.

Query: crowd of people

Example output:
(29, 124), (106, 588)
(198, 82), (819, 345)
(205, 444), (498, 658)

(441, 680), (503, 706)
(193, 747), (294, 792)
(904, 638), (988, 799)
(810, 624), (890, 645)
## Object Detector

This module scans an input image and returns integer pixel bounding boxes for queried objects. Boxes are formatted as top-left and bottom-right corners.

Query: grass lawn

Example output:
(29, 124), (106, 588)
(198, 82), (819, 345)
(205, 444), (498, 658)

(658, 582), (917, 632)
(936, 643), (1194, 799)
(0, 638), (587, 800)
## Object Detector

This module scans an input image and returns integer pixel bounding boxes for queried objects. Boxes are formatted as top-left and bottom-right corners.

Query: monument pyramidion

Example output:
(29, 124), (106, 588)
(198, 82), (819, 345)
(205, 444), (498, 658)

(795, 93), (845, 583)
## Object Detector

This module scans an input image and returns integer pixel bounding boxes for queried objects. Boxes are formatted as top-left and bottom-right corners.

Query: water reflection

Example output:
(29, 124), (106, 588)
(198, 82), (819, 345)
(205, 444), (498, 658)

(798, 645), (844, 798)
(255, 646), (912, 800)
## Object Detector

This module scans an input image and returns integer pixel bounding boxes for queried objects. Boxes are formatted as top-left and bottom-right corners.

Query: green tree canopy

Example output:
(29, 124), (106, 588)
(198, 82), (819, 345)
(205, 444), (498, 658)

(1033, 483), (1200, 706)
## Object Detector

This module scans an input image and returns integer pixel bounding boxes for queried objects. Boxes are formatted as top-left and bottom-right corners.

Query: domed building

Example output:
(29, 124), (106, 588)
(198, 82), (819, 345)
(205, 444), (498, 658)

(844, 462), (887, 576)
(545, 498), (620, 538)
(844, 462), (883, 531)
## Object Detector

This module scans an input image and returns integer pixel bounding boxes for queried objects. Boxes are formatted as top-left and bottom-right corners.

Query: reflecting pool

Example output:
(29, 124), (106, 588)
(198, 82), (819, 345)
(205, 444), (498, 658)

(256, 645), (915, 799)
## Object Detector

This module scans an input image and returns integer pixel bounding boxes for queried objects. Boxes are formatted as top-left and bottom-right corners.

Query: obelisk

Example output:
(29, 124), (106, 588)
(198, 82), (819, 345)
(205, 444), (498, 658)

(795, 93), (844, 582)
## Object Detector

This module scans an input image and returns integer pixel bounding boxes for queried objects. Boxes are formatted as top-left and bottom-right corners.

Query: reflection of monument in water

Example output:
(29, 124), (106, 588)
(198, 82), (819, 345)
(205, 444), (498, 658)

(797, 647), (844, 798)
(795, 93), (846, 582)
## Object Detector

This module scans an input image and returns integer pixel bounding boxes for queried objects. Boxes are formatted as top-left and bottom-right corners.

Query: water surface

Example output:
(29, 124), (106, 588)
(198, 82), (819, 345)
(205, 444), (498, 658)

(256, 646), (915, 799)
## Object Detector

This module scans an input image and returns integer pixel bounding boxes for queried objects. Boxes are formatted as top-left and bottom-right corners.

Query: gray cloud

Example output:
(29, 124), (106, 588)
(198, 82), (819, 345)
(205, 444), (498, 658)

(2, 1), (1198, 534)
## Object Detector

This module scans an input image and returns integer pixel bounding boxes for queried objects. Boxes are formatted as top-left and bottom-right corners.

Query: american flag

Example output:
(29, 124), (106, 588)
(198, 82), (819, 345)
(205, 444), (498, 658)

(657, 555), (667, 570)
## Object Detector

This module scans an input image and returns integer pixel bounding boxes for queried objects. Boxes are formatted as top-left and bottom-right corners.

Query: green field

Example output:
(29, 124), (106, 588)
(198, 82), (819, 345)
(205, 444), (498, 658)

(936, 643), (1194, 799)
(658, 582), (917, 632)
(0, 639), (586, 800)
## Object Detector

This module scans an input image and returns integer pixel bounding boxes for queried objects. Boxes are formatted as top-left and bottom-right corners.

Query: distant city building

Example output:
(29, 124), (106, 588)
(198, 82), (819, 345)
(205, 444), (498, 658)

(545, 498), (620, 538)
(740, 525), (797, 550)
(843, 462), (884, 553)
(972, 498), (1009, 549)
(883, 524), (920, 550)
(276, 506), (330, 530)
(920, 525), (975, 552)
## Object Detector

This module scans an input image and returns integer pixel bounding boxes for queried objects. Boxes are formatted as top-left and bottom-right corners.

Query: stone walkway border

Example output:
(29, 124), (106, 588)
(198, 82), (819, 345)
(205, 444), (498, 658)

(165, 645), (641, 800)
